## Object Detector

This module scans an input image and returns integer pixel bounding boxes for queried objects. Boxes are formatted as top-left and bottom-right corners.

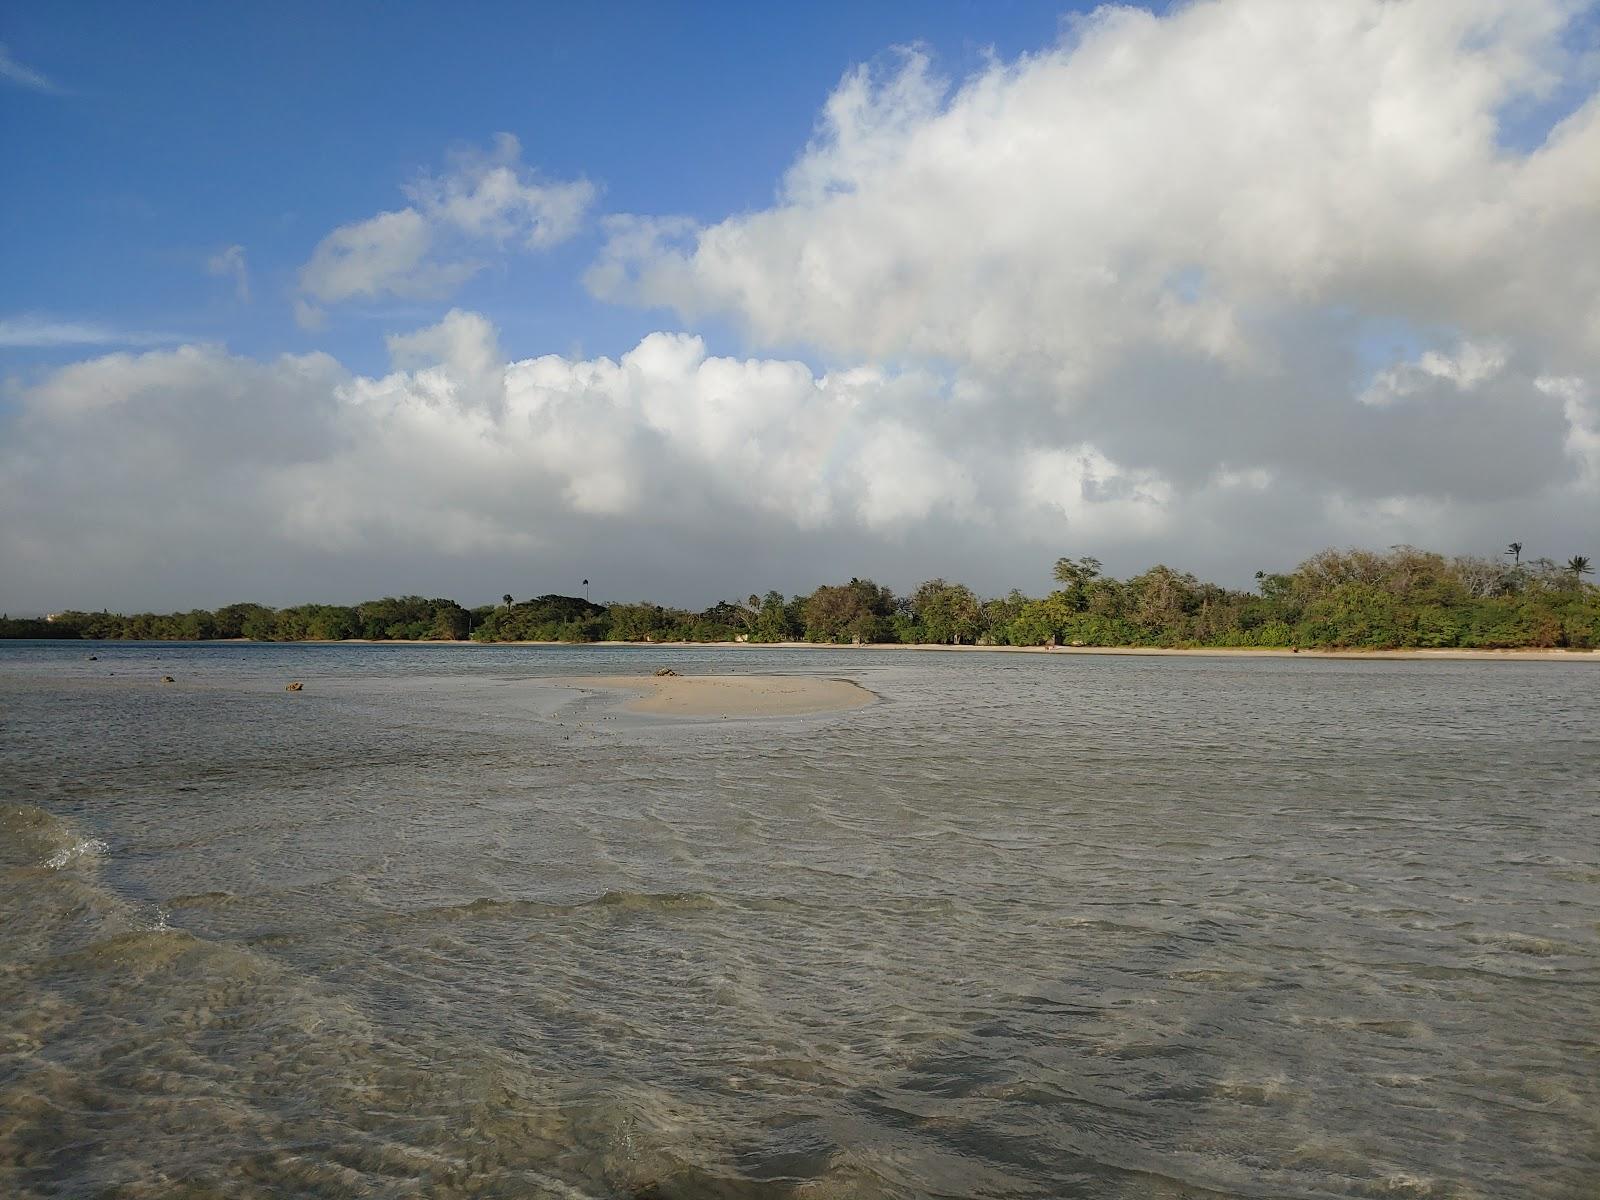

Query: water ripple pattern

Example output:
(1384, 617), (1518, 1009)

(1, 641), (1596, 1198)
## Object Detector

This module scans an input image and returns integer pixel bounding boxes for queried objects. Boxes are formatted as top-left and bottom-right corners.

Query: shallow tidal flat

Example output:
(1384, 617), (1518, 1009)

(1, 641), (1597, 1199)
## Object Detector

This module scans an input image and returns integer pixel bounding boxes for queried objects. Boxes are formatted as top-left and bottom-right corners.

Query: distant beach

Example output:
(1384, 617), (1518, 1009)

(452, 639), (1600, 662)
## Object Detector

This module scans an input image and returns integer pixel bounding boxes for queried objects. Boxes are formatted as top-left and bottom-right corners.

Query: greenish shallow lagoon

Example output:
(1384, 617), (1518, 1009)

(2, 642), (1597, 1198)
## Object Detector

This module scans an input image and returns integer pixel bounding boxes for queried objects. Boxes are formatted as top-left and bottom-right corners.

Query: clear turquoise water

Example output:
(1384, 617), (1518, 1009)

(2, 642), (1597, 1198)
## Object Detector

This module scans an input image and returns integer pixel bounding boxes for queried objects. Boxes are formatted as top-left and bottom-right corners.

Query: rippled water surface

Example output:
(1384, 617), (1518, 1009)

(2, 642), (1597, 1199)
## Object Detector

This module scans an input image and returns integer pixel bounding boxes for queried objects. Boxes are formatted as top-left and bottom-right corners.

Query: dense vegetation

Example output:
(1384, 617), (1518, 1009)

(5, 546), (1596, 650)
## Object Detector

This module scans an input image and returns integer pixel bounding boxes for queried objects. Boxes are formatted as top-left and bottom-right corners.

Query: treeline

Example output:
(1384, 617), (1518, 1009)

(5, 546), (1597, 650)
(3, 597), (471, 644)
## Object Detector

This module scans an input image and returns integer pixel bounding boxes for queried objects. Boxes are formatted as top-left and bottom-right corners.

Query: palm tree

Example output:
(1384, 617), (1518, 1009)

(1506, 542), (1523, 565)
(1567, 555), (1593, 584)
(502, 593), (513, 608)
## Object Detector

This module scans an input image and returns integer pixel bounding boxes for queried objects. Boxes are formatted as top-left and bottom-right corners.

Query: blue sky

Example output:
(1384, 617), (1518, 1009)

(2, 1), (1102, 374)
(2, 1), (1597, 611)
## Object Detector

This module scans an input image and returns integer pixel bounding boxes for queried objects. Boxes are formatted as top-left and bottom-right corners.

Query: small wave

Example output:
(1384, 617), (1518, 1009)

(591, 888), (722, 914)
(377, 888), (729, 929)
(135, 903), (173, 933)
(1, 802), (85, 867)
(44, 837), (109, 870)
(1462, 930), (1565, 958)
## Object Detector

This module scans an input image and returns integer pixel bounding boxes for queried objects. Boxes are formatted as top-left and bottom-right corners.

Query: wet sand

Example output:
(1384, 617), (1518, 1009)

(551, 673), (876, 717)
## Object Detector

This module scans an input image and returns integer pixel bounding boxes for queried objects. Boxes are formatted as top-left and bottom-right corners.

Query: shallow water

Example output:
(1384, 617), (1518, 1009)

(1, 641), (1596, 1199)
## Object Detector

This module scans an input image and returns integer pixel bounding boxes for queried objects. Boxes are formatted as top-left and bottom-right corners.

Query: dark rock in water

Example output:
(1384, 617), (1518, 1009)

(85, 655), (97, 661)
(654, 667), (679, 677)
(160, 676), (175, 683)
(285, 681), (304, 692)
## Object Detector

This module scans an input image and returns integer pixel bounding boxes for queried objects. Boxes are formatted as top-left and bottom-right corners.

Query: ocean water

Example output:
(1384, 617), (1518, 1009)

(1, 641), (1596, 1199)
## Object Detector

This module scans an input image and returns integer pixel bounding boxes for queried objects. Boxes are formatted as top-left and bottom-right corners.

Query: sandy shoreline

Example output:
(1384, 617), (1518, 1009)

(448, 640), (1598, 662)
(33, 637), (1598, 661)
(549, 673), (876, 718)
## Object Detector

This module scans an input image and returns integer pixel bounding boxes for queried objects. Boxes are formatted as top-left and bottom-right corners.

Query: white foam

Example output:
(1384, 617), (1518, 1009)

(43, 837), (108, 870)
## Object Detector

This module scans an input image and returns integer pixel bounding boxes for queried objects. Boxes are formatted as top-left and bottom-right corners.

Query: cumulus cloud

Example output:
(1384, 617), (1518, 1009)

(4, 306), (1597, 613)
(0, 315), (991, 609)
(589, 0), (1600, 546)
(1022, 446), (1174, 539)
(298, 134), (595, 309)
(594, 1), (1598, 364)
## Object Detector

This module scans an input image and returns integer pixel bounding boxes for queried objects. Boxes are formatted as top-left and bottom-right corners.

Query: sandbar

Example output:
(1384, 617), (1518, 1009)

(550, 673), (875, 717)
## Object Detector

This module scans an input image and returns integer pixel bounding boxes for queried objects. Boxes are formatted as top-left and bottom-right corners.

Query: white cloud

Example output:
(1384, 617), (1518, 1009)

(1, 346), (345, 584)
(0, 316), (180, 348)
(601, 2), (1596, 364)
(1538, 374), (1600, 494)
(300, 208), (455, 304)
(298, 135), (595, 307)
(206, 245), (250, 302)
(0, 43), (61, 93)
(0, 315), (1059, 608)
(404, 133), (594, 249)
(1022, 446), (1174, 538)
(4, 307), (1596, 613)
(589, 0), (1600, 515)
(1360, 340), (1508, 406)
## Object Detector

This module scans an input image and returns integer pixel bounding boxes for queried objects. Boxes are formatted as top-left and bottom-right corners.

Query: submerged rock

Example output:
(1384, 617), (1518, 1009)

(160, 676), (175, 683)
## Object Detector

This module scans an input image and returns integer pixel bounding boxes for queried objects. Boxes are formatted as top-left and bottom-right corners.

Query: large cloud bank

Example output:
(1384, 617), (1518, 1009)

(4, 0), (1598, 611)
(3, 315), (998, 608)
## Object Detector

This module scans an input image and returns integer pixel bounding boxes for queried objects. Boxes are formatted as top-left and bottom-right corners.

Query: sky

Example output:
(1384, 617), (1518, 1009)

(2, 0), (1598, 613)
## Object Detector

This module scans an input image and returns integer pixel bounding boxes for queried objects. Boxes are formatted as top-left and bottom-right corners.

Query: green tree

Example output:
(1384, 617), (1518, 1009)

(910, 579), (983, 644)
(749, 591), (800, 642)
(801, 578), (896, 643)
(213, 603), (274, 639)
(1052, 556), (1103, 598)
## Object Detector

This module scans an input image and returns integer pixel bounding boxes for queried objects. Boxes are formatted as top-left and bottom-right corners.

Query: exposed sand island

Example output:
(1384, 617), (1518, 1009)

(551, 673), (875, 717)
